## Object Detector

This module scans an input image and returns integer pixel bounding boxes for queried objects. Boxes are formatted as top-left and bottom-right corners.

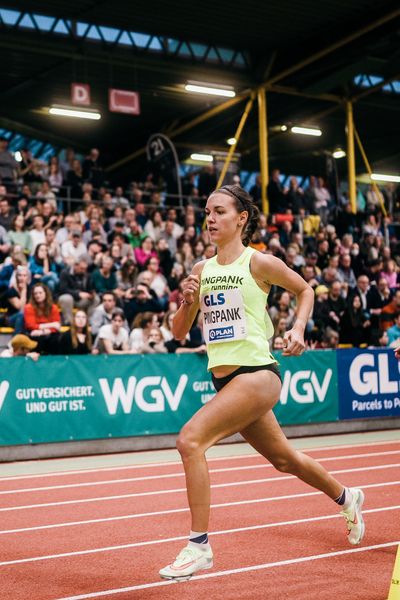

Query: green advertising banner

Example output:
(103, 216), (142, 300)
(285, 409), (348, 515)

(0, 351), (338, 446)
(274, 350), (338, 425)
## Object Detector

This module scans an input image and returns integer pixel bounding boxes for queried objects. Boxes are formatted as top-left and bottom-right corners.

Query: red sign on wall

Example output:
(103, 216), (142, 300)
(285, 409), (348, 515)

(71, 83), (91, 106)
(109, 89), (140, 115)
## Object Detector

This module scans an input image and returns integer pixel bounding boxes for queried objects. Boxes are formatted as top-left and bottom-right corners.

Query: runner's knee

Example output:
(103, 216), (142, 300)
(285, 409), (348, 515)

(176, 427), (204, 459)
(271, 450), (302, 474)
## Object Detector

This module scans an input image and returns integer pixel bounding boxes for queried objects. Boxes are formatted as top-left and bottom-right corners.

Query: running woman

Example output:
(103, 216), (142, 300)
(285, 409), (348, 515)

(159, 185), (365, 580)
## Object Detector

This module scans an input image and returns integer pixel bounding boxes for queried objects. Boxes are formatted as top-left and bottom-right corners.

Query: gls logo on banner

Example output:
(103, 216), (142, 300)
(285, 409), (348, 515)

(280, 369), (332, 404)
(349, 353), (400, 395)
(0, 381), (10, 412)
(99, 375), (188, 414)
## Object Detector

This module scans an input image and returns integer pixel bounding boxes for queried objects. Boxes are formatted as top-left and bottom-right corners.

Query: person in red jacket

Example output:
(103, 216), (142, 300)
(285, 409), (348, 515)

(24, 282), (61, 353)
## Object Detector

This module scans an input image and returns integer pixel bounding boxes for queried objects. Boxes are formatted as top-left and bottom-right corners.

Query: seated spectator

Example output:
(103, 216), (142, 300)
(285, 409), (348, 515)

(8, 214), (32, 254)
(45, 227), (63, 266)
(29, 214), (46, 253)
(167, 263), (185, 292)
(380, 259), (399, 291)
(96, 308), (131, 354)
(272, 335), (285, 351)
(144, 256), (169, 306)
(66, 159), (83, 198)
(137, 326), (167, 354)
(82, 217), (107, 246)
(160, 310), (176, 342)
(369, 329), (389, 348)
(144, 209), (163, 242)
(0, 249), (27, 292)
(165, 335), (206, 354)
(116, 259), (138, 300)
(0, 222), (11, 264)
(312, 285), (331, 337)
(90, 291), (120, 336)
(134, 236), (158, 270)
(3, 265), (30, 332)
(127, 220), (146, 248)
(156, 238), (174, 278)
(269, 291), (295, 329)
(387, 313), (400, 347)
(29, 243), (59, 292)
(124, 282), (163, 324)
(92, 256), (117, 294)
(55, 214), (75, 245)
(112, 186), (130, 210)
(129, 311), (158, 352)
(58, 310), (93, 355)
(340, 295), (371, 346)
(0, 334), (39, 360)
(0, 197), (15, 230)
(337, 253), (357, 290)
(24, 283), (61, 353)
(61, 230), (87, 266)
(57, 259), (98, 325)
(380, 290), (400, 331)
(327, 280), (346, 331)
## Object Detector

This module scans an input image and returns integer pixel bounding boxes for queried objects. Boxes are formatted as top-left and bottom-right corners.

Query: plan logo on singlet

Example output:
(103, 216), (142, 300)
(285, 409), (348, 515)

(209, 326), (234, 341)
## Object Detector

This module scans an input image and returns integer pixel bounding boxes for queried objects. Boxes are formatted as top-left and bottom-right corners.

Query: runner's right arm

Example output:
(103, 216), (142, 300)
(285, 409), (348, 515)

(172, 261), (205, 340)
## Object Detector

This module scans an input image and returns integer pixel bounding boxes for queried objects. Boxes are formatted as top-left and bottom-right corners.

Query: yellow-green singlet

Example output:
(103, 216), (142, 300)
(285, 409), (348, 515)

(199, 246), (276, 370)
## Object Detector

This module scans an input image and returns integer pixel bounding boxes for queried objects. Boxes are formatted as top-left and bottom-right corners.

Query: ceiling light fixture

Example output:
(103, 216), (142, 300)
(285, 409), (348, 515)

(332, 149), (346, 159)
(370, 173), (400, 183)
(185, 83), (236, 98)
(227, 137), (237, 146)
(190, 153), (213, 162)
(280, 125), (288, 132)
(291, 126), (322, 137)
(48, 107), (101, 120)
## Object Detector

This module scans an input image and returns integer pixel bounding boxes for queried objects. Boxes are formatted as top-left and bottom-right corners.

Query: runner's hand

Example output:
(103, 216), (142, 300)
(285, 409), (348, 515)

(395, 346), (400, 360)
(282, 328), (305, 356)
(182, 274), (200, 305)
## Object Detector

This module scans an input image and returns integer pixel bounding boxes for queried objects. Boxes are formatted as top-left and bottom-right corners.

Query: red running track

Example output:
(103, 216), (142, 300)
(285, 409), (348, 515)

(0, 439), (399, 599)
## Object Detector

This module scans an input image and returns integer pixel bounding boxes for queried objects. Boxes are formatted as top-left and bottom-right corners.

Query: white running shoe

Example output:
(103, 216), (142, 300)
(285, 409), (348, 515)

(340, 488), (365, 545)
(159, 544), (213, 580)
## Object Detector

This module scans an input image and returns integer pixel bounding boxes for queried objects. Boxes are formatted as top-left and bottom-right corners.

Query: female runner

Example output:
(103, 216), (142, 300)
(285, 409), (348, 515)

(160, 185), (364, 580)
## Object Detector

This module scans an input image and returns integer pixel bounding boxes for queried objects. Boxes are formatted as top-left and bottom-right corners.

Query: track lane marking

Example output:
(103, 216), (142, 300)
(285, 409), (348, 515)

(0, 462), (399, 512)
(1, 505), (399, 567)
(1, 479), (399, 535)
(2, 450), (400, 495)
(53, 540), (400, 599)
(0, 439), (398, 481)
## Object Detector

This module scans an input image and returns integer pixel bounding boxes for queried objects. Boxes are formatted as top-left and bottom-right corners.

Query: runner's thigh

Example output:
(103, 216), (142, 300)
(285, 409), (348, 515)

(180, 370), (281, 449)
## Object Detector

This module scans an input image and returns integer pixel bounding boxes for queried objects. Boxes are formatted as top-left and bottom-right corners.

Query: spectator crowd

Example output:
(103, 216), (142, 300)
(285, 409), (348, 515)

(0, 135), (400, 358)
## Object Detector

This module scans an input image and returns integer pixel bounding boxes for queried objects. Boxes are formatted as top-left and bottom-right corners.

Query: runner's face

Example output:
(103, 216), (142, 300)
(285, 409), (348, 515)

(205, 193), (246, 244)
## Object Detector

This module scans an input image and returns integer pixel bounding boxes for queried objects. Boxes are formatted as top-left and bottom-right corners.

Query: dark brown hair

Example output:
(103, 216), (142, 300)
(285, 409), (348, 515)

(212, 184), (260, 246)
(30, 282), (54, 317)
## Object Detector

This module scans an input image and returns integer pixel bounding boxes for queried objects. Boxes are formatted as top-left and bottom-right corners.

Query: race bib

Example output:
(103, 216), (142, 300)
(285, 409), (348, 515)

(201, 288), (247, 344)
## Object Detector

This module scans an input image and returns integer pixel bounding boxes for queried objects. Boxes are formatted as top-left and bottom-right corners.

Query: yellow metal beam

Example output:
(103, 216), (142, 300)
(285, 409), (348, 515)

(216, 95), (255, 189)
(257, 89), (269, 215)
(346, 101), (357, 214)
(263, 8), (400, 89)
(354, 127), (387, 217)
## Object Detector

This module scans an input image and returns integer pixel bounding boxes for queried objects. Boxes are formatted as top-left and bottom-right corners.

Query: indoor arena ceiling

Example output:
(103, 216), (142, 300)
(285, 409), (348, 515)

(0, 0), (399, 182)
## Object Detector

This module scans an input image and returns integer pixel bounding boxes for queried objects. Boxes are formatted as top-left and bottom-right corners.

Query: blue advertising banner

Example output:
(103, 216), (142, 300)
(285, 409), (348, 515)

(337, 348), (400, 420)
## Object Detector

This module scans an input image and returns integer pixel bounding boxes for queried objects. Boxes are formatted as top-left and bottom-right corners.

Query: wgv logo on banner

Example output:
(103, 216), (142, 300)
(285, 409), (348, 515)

(337, 349), (400, 419)
(99, 375), (188, 415)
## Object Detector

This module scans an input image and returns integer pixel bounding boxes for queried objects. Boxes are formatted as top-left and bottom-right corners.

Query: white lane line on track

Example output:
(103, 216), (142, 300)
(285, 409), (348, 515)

(0, 462), (399, 513)
(1, 480), (399, 536)
(1, 505), (399, 567)
(1, 439), (398, 482)
(54, 540), (400, 599)
(2, 449), (400, 495)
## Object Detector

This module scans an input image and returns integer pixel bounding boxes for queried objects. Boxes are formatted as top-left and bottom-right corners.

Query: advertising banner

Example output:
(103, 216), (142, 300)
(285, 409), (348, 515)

(274, 350), (338, 425)
(0, 351), (340, 447)
(0, 355), (211, 446)
(337, 348), (400, 420)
